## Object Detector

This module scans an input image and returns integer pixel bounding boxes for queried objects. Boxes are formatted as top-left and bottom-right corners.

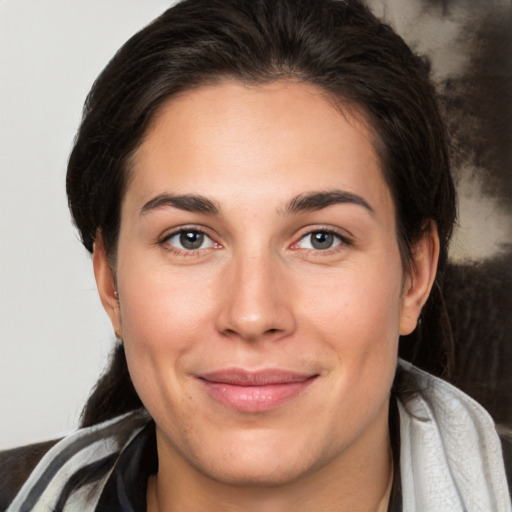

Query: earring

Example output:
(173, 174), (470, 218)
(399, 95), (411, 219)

(114, 290), (119, 300)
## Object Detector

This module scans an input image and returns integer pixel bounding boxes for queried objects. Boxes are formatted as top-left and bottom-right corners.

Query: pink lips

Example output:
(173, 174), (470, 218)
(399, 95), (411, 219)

(198, 369), (317, 412)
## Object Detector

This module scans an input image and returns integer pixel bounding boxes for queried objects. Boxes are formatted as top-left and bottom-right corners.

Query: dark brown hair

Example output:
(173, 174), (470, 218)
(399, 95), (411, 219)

(66, 0), (457, 427)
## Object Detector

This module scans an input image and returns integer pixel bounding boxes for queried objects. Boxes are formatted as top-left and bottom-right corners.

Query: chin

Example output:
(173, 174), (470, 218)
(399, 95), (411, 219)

(188, 431), (325, 488)
(201, 457), (312, 488)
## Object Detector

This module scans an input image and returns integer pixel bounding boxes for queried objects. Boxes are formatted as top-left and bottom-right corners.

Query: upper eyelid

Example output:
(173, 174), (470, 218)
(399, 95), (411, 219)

(289, 228), (353, 253)
(295, 225), (353, 241)
(161, 225), (214, 240)
(157, 225), (352, 247)
(300, 232), (348, 245)
(159, 228), (218, 255)
(159, 226), (217, 250)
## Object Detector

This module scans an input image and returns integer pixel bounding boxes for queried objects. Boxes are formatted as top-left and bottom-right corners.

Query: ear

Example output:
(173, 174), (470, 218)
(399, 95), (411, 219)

(93, 231), (122, 339)
(399, 221), (440, 335)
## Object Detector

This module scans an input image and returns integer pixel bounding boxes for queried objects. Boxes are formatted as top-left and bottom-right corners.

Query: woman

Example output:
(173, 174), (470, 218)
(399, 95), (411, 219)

(1, 0), (510, 510)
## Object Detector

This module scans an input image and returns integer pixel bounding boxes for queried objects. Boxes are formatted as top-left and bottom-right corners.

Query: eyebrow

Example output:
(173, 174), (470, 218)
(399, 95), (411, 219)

(140, 193), (220, 216)
(140, 189), (373, 217)
(284, 190), (374, 216)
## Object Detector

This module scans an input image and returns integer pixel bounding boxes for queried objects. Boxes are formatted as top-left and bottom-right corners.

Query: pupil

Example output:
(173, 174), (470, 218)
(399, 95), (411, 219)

(180, 231), (203, 249)
(311, 232), (333, 250)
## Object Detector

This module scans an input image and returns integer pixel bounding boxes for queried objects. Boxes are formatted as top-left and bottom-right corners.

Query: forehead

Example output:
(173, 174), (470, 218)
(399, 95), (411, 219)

(126, 80), (392, 216)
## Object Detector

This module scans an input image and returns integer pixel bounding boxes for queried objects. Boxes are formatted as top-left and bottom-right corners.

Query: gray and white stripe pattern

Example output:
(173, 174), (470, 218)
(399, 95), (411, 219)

(6, 410), (151, 512)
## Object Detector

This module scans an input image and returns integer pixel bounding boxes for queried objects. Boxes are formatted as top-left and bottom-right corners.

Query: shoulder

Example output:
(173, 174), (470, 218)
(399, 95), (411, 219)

(497, 425), (512, 497)
(396, 360), (512, 508)
(2, 410), (151, 512)
(0, 439), (60, 511)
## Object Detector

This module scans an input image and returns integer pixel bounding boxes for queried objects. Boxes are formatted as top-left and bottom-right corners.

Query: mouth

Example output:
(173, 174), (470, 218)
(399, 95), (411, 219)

(197, 369), (319, 412)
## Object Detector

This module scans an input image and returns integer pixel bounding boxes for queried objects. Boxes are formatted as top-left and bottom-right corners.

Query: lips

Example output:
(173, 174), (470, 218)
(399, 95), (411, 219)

(198, 369), (318, 412)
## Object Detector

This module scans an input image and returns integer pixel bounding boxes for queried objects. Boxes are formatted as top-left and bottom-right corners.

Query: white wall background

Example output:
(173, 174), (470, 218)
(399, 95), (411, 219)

(0, 0), (175, 450)
(1, 0), (510, 450)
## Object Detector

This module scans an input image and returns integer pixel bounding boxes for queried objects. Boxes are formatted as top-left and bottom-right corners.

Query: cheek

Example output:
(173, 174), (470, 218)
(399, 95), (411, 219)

(299, 259), (403, 346)
(294, 257), (403, 398)
(115, 258), (218, 401)
(118, 258), (216, 343)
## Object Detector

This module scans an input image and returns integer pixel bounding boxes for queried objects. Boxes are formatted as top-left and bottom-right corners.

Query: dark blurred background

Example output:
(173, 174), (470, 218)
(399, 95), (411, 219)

(366, 0), (512, 427)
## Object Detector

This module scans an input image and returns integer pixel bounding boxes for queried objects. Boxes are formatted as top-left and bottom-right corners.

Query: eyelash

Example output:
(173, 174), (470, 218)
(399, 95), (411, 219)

(159, 227), (219, 256)
(292, 227), (352, 254)
(158, 226), (352, 256)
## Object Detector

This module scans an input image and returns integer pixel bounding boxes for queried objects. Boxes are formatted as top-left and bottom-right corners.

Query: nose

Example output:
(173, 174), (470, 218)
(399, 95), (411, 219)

(215, 249), (296, 343)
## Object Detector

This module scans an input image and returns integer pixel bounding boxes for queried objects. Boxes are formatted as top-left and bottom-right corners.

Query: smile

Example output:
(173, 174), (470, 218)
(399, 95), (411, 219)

(198, 369), (318, 412)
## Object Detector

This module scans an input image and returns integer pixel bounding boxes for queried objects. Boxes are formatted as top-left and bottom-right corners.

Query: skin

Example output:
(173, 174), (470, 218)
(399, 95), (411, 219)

(94, 80), (439, 511)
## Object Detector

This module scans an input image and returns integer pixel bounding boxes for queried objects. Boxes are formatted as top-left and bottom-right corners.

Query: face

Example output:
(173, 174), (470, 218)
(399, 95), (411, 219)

(95, 80), (436, 487)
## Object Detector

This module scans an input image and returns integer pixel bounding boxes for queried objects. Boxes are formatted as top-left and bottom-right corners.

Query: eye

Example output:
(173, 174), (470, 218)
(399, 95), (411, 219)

(296, 230), (345, 250)
(164, 229), (215, 251)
